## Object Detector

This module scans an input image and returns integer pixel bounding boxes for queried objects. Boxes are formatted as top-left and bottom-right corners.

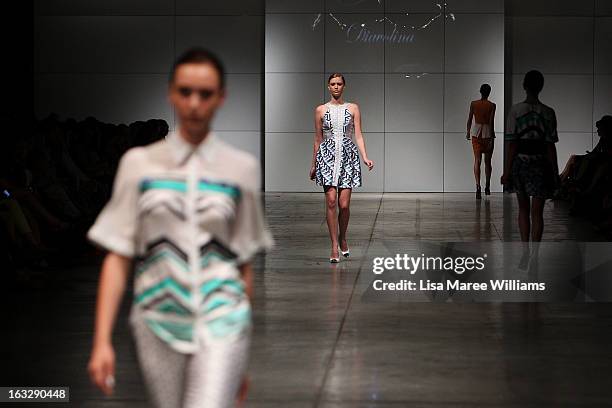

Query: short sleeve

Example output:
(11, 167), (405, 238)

(504, 106), (518, 141)
(86, 149), (141, 257)
(229, 160), (274, 265)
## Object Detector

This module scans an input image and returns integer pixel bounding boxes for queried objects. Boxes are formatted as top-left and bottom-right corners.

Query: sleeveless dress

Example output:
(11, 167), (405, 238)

(314, 103), (362, 188)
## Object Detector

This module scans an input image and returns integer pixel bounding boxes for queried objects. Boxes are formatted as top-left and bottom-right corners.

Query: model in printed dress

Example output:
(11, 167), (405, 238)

(310, 74), (374, 263)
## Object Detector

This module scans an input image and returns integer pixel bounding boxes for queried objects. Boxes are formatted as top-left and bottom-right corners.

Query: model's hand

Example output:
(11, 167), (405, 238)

(236, 375), (250, 406)
(363, 158), (374, 171)
(88, 342), (116, 396)
(309, 165), (316, 180)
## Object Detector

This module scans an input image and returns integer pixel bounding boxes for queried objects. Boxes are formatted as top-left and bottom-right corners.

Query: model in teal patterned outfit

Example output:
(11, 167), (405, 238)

(87, 48), (272, 408)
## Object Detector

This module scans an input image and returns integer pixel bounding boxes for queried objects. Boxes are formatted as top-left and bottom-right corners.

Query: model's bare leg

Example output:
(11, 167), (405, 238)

(473, 150), (482, 187)
(484, 150), (493, 191)
(517, 193), (531, 242)
(530, 197), (545, 242)
(325, 187), (339, 258)
(338, 188), (352, 252)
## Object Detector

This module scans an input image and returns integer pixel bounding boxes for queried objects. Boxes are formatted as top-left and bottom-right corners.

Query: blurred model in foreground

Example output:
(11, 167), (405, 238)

(87, 47), (273, 408)
(310, 74), (374, 263)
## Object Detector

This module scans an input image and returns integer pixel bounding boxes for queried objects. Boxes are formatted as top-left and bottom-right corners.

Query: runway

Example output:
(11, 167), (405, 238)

(6, 193), (612, 407)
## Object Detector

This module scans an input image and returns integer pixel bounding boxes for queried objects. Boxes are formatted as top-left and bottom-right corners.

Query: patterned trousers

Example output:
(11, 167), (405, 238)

(130, 317), (250, 408)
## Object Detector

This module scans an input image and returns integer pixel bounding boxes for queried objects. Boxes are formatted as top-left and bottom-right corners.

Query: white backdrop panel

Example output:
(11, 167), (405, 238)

(266, 14), (324, 72)
(265, 132), (320, 192)
(445, 14), (504, 73)
(385, 133), (444, 192)
(213, 74), (261, 131)
(265, 73), (325, 132)
(385, 74), (443, 133)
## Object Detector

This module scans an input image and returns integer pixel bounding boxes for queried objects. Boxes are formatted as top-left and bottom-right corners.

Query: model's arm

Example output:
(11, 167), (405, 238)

(466, 101), (474, 139)
(88, 253), (132, 396)
(548, 112), (560, 177)
(490, 103), (496, 139)
(352, 104), (374, 170)
(310, 106), (324, 179)
(501, 142), (518, 186)
(547, 143), (559, 187)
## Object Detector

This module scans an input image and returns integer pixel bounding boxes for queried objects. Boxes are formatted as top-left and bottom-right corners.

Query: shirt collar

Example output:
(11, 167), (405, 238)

(166, 129), (218, 165)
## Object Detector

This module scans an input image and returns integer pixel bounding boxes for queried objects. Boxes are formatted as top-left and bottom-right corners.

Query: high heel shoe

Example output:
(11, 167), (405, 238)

(339, 245), (350, 257)
(484, 186), (491, 195)
(330, 246), (340, 263)
(476, 185), (482, 200)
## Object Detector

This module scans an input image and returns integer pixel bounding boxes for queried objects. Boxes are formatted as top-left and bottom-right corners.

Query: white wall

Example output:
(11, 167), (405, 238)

(264, 1), (505, 192)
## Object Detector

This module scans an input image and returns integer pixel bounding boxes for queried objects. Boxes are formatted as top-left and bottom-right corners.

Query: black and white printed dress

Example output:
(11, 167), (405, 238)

(314, 103), (362, 188)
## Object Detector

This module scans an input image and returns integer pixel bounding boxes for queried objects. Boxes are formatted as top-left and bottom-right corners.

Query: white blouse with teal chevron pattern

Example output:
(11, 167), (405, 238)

(87, 131), (273, 353)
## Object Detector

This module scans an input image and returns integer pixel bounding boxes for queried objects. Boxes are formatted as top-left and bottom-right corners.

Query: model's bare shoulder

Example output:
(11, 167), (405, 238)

(314, 104), (327, 122)
(348, 102), (360, 116)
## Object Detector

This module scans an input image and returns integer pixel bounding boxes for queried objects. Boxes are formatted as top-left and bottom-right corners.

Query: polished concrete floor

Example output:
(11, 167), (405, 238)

(4, 193), (612, 407)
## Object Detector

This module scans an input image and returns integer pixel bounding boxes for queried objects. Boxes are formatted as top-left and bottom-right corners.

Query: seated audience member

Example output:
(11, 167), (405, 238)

(561, 116), (612, 230)
(559, 115), (612, 186)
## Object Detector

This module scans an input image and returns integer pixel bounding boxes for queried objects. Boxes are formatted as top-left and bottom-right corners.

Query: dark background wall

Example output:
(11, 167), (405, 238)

(33, 0), (264, 160)
(505, 0), (612, 184)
